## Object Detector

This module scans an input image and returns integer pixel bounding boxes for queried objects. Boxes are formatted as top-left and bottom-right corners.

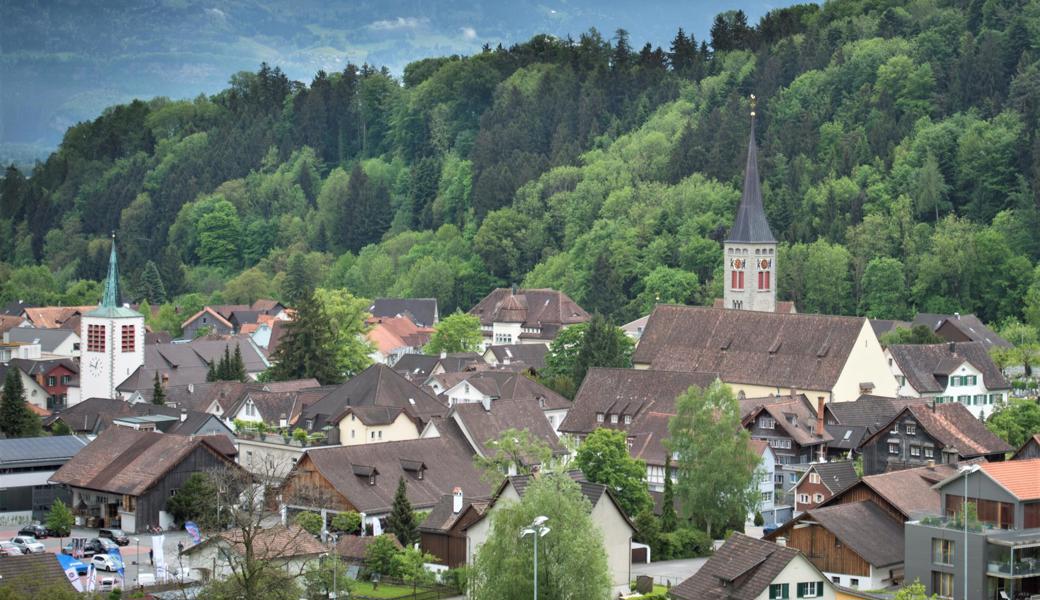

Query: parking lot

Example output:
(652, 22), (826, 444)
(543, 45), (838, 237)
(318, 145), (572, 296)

(1, 525), (195, 588)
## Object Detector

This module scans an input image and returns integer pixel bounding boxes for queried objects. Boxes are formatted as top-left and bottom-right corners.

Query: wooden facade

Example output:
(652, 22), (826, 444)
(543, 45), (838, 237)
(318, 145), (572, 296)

(420, 507), (484, 568)
(744, 411), (822, 466)
(1013, 437), (1040, 460)
(795, 473), (833, 511)
(786, 522), (871, 577)
(861, 413), (947, 475)
(279, 454), (354, 512)
(132, 444), (236, 532)
(823, 482), (906, 523)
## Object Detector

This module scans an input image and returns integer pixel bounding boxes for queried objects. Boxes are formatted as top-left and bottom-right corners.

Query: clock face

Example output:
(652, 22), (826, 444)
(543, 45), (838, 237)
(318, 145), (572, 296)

(88, 357), (103, 377)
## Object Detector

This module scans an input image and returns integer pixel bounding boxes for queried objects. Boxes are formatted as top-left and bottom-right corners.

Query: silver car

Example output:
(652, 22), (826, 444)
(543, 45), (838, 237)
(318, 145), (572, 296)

(0, 541), (23, 556)
(10, 536), (45, 554)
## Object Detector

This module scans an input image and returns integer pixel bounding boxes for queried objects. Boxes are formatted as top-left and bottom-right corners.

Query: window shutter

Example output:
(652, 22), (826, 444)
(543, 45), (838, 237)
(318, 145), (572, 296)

(796, 582), (806, 598)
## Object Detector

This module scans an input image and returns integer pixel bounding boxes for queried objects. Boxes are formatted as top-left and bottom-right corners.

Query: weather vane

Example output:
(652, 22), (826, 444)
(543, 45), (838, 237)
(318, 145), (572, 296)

(750, 94), (757, 118)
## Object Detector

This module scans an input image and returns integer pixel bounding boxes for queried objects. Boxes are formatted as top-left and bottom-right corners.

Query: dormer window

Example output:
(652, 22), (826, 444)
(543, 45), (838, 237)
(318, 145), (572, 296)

(624, 415), (632, 425)
(596, 412), (604, 423)
(610, 414), (619, 424)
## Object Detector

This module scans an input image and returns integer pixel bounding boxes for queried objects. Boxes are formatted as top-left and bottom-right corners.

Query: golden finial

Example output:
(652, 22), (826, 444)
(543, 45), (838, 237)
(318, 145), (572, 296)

(750, 94), (757, 118)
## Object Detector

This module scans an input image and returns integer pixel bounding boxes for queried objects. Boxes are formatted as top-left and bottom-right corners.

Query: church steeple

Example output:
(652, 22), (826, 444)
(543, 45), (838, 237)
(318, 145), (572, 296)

(100, 233), (121, 308)
(723, 95), (777, 313)
(726, 95), (776, 244)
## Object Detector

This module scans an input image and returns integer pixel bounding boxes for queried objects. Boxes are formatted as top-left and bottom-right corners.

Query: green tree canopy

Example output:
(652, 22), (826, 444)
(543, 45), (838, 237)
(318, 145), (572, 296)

(0, 369), (41, 438)
(473, 428), (554, 486)
(166, 472), (218, 526)
(314, 288), (374, 377)
(425, 312), (483, 354)
(45, 498), (74, 538)
(386, 477), (420, 548)
(986, 399), (1040, 449)
(268, 291), (343, 384)
(574, 428), (652, 517)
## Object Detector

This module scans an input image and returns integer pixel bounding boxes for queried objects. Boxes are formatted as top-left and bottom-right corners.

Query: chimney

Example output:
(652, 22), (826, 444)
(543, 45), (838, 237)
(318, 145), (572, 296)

(948, 341), (955, 353)
(452, 487), (463, 514)
(511, 283), (517, 295)
(954, 312), (960, 319)
(440, 351), (447, 359)
(162, 373), (169, 387)
(776, 537), (787, 547)
(927, 459), (935, 469)
(816, 397), (825, 437)
(187, 383), (194, 394)
(789, 388), (797, 399)
(279, 413), (288, 429)
(179, 408), (187, 423)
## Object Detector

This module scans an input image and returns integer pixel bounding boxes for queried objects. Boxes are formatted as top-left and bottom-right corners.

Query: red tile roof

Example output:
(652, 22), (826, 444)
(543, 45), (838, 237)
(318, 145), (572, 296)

(980, 459), (1040, 500)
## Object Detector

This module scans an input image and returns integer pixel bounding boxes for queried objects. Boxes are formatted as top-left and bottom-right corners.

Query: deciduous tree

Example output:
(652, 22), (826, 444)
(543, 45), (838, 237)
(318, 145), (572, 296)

(425, 312), (482, 354)
(574, 428), (652, 516)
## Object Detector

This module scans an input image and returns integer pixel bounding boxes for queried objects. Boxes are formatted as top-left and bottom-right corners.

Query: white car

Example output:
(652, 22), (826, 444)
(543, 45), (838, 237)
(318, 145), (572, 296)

(10, 536), (44, 554)
(91, 553), (124, 572)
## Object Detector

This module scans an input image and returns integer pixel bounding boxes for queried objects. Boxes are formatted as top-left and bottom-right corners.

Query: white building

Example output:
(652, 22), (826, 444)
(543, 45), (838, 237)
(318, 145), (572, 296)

(79, 239), (144, 400)
(886, 341), (1010, 419)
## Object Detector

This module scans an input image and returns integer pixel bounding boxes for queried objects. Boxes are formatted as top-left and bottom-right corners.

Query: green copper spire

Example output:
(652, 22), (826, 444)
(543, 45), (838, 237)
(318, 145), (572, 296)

(101, 234), (121, 308)
(85, 233), (142, 318)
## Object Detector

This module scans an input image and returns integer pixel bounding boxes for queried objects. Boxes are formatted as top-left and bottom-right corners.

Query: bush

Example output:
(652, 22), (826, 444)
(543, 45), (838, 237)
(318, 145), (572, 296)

(443, 566), (468, 591)
(294, 511), (323, 535)
(659, 527), (712, 560)
(292, 428), (308, 443)
(331, 511), (362, 534)
(753, 511), (764, 526)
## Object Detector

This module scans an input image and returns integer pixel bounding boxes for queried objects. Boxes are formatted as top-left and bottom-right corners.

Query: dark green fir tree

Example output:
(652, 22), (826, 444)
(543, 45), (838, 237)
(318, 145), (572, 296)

(386, 477), (419, 547)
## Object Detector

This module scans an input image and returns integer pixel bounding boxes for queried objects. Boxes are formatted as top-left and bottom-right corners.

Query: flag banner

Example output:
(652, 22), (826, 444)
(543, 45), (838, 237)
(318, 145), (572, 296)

(108, 546), (125, 578)
(152, 534), (166, 568)
(184, 521), (202, 544)
(63, 565), (82, 591)
(86, 565), (96, 592)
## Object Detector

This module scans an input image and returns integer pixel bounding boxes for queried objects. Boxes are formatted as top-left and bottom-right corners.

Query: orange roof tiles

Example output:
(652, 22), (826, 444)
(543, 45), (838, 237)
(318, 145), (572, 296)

(981, 459), (1040, 501)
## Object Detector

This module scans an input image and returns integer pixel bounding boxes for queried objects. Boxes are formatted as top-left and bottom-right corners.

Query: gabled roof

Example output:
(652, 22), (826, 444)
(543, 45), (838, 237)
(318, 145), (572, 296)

(863, 403), (1013, 458)
(711, 298), (798, 313)
(5, 328), (78, 352)
(392, 354), (441, 382)
(819, 463), (959, 519)
(369, 298), (438, 328)
(1013, 434), (1040, 460)
(801, 461), (858, 494)
(49, 428), (238, 496)
(726, 117), (775, 244)
(484, 344), (548, 370)
(560, 368), (720, 466)
(978, 459), (1040, 501)
(336, 534), (403, 560)
(0, 553), (77, 594)
(291, 419), (489, 514)
(182, 525), (324, 560)
(671, 533), (799, 600)
(767, 501), (904, 568)
(419, 494), (490, 534)
(888, 341), (1009, 393)
(437, 370), (569, 410)
(299, 363), (445, 430)
(449, 399), (564, 458)
(180, 307), (234, 330)
(632, 305), (867, 391)
(824, 395), (929, 433)
(8, 357), (78, 376)
(367, 316), (433, 355)
(913, 313), (1011, 349)
(115, 337), (269, 392)
(869, 318), (911, 338)
(469, 288), (589, 331)
(21, 306), (95, 329)
(741, 394), (832, 447)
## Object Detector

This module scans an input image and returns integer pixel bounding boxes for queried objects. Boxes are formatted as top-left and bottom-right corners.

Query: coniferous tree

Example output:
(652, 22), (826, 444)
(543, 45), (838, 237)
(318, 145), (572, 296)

(140, 259), (167, 304)
(661, 455), (678, 533)
(572, 313), (632, 385)
(1, 368), (41, 438)
(386, 477), (419, 547)
(152, 371), (166, 405)
(220, 346), (233, 380)
(206, 360), (218, 382)
(232, 344), (247, 381)
(282, 254), (312, 306)
(268, 291), (342, 384)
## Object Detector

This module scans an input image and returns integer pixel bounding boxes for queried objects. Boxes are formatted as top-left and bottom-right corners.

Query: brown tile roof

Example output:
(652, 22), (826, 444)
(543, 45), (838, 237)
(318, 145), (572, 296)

(469, 288), (589, 331)
(806, 461), (859, 495)
(49, 428), (238, 496)
(741, 394), (833, 447)
(865, 403), (1013, 458)
(0, 314), (25, 336)
(180, 307), (233, 330)
(824, 395), (929, 433)
(560, 368), (720, 466)
(449, 399), (564, 457)
(419, 494), (490, 533)
(770, 501), (904, 568)
(21, 306), (95, 329)
(26, 402), (50, 417)
(438, 371), (569, 410)
(264, 379), (321, 393)
(484, 344), (548, 370)
(827, 463), (959, 519)
(671, 533), (800, 600)
(0, 553), (77, 594)
(1013, 434), (1040, 460)
(291, 420), (489, 514)
(183, 525), (325, 561)
(300, 363), (445, 431)
(892, 341), (1009, 393)
(366, 316), (434, 354)
(335, 534), (403, 561)
(913, 313), (1011, 349)
(980, 459), (1040, 500)
(632, 305), (866, 391)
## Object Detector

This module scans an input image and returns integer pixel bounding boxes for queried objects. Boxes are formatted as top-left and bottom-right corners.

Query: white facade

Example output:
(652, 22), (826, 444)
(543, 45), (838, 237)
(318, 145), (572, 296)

(756, 553), (839, 600)
(886, 350), (1007, 419)
(756, 446), (778, 524)
(79, 313), (145, 400)
(823, 566), (893, 593)
(723, 243), (777, 313)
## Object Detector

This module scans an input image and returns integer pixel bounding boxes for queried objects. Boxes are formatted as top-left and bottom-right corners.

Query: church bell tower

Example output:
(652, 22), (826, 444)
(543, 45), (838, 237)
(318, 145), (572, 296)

(724, 95), (777, 313)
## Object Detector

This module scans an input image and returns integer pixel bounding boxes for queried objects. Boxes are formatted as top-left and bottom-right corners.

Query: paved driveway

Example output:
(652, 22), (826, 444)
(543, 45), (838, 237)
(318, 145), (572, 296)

(632, 556), (709, 586)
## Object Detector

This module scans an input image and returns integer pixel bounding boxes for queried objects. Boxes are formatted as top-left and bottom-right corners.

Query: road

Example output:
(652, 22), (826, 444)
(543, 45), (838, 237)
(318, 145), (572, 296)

(1, 525), (194, 589)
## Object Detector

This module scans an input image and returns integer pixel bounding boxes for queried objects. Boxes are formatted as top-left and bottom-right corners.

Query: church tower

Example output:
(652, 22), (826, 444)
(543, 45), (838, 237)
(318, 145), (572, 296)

(724, 95), (777, 313)
(79, 236), (145, 401)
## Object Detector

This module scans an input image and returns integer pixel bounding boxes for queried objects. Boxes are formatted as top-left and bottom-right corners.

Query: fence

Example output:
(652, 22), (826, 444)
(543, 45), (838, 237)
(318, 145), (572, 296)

(353, 577), (459, 600)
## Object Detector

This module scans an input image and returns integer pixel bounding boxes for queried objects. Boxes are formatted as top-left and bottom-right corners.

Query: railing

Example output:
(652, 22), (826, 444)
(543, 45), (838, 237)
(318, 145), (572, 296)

(986, 559), (1040, 578)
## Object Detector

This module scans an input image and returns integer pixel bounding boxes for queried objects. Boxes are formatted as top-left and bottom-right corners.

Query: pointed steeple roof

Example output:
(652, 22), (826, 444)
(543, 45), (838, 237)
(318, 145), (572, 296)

(85, 234), (142, 318)
(726, 96), (776, 244)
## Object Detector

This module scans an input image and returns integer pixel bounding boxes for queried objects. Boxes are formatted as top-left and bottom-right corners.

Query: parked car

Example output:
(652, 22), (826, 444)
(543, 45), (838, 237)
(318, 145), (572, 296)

(10, 536), (45, 554)
(17, 524), (48, 538)
(91, 553), (124, 572)
(98, 528), (129, 546)
(86, 538), (118, 555)
(98, 576), (120, 591)
(0, 541), (24, 556)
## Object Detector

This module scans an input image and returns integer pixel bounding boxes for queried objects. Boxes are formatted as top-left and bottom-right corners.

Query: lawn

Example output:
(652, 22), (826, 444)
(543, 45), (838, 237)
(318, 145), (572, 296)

(630, 583), (670, 598)
(349, 580), (426, 598)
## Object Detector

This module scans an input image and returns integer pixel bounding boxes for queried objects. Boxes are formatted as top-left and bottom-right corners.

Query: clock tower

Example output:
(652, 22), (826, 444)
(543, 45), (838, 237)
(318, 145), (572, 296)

(724, 95), (777, 313)
(79, 236), (144, 401)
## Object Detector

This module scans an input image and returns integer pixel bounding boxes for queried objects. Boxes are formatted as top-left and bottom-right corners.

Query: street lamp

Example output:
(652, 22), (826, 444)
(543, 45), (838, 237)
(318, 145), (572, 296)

(959, 464), (980, 600)
(520, 516), (550, 600)
(134, 537), (140, 587)
(329, 533), (339, 600)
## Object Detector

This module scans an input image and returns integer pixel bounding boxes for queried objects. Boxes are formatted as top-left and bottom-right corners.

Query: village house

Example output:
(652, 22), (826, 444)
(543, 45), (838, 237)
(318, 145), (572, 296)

(0, 435), (89, 522)
(632, 305), (899, 403)
(913, 312), (1012, 350)
(49, 427), (240, 533)
(426, 369), (570, 433)
(766, 500), (906, 590)
(180, 307), (234, 338)
(278, 419), (489, 530)
(1013, 434), (1040, 460)
(47, 396), (234, 438)
(336, 533), (403, 566)
(904, 459), (1040, 599)
(886, 341), (1011, 419)
(481, 343), (547, 372)
(114, 336), (270, 398)
(366, 316), (434, 366)
(6, 358), (79, 410)
(464, 472), (636, 592)
(369, 298), (439, 328)
(822, 395), (931, 460)
(0, 362), (53, 411)
(749, 440), (786, 526)
(469, 287), (589, 348)
(792, 462), (859, 514)
(859, 402), (1012, 475)
(4, 327), (80, 358)
(181, 525), (325, 583)
(670, 533), (863, 600)
(21, 305), (96, 331)
(419, 488), (490, 568)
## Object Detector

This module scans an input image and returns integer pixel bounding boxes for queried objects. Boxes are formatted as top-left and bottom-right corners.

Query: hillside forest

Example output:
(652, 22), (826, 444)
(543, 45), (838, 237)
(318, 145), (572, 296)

(5, 0), (1040, 339)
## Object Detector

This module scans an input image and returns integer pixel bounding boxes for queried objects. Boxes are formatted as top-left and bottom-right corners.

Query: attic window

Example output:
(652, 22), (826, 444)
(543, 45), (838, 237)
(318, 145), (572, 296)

(816, 343), (830, 358)
(768, 339), (782, 354)
(596, 412), (604, 423)
(720, 337), (733, 351)
(610, 414), (619, 424)
(624, 415), (632, 425)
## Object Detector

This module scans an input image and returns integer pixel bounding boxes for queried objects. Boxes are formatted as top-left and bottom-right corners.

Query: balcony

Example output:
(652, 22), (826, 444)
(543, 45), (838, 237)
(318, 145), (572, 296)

(987, 531), (1040, 580)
